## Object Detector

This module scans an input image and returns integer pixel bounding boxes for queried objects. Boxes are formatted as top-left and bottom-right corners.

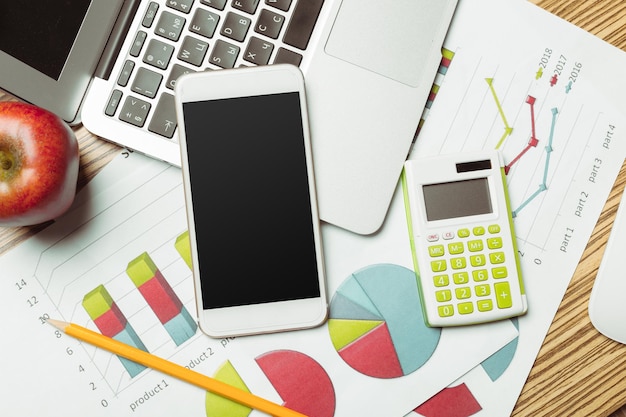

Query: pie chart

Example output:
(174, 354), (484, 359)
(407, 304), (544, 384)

(328, 263), (441, 378)
(206, 350), (335, 417)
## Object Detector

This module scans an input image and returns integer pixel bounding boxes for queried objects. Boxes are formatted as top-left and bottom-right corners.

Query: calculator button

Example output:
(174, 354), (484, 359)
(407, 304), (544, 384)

(468, 240), (484, 252)
(475, 284), (490, 296)
(448, 242), (464, 254)
(455, 287), (471, 299)
(426, 233), (439, 242)
(442, 231), (455, 240)
(436, 290), (452, 302)
(458, 228), (470, 238)
(453, 272), (469, 284)
(428, 245), (445, 257)
(487, 237), (503, 249)
(492, 267), (508, 279)
(473, 226), (485, 235)
(433, 274), (449, 287)
(458, 302), (474, 315)
(470, 254), (486, 267)
(477, 299), (493, 312)
(488, 224), (501, 234)
(472, 269), (488, 282)
(490, 252), (505, 264)
(450, 257), (466, 269)
(495, 282), (513, 308)
(430, 260), (447, 272)
(438, 305), (454, 317)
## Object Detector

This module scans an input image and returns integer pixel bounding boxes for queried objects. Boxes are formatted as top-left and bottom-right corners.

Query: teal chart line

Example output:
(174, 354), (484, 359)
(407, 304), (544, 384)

(511, 106), (558, 218)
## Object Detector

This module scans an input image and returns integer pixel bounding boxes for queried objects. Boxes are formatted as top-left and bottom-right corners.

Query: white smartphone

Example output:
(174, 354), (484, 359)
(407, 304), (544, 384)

(174, 64), (328, 338)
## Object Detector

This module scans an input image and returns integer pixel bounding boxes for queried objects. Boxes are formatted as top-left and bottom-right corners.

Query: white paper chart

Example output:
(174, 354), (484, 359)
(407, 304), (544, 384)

(0, 152), (516, 417)
(407, 0), (626, 415)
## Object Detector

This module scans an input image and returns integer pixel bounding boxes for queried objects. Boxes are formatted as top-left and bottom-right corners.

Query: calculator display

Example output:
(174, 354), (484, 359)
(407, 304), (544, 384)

(422, 178), (493, 221)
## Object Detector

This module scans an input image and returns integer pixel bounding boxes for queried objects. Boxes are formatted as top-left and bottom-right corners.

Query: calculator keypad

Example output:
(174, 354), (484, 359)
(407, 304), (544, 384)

(426, 224), (515, 321)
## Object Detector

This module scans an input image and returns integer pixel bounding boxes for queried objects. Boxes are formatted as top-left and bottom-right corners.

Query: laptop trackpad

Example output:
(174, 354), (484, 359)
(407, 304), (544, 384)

(325, 0), (450, 87)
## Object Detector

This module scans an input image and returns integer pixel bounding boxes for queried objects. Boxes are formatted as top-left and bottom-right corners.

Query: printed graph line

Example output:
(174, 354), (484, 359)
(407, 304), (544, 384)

(486, 78), (561, 217)
(486, 78), (514, 149)
(510, 107), (558, 217)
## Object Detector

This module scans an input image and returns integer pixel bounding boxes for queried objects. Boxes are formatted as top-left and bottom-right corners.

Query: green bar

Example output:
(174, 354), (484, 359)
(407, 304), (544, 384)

(126, 252), (157, 288)
(82, 285), (114, 320)
(175, 230), (192, 269)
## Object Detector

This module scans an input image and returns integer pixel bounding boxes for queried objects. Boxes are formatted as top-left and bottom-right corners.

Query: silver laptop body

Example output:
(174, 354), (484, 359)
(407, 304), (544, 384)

(1, 0), (458, 235)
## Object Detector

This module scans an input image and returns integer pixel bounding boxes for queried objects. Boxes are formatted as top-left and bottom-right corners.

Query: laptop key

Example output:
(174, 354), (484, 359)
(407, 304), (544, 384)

(178, 36), (209, 66)
(201, 0), (227, 10)
(274, 47), (301, 66)
(255, 9), (285, 39)
(232, 0), (260, 14)
(105, 90), (123, 117)
(166, 0), (195, 14)
(221, 12), (251, 42)
(244, 36), (274, 65)
(283, 0), (324, 50)
(143, 39), (175, 70)
(148, 93), (177, 138)
(210, 39), (240, 68)
(142, 2), (159, 27)
(155, 10), (186, 41)
(119, 96), (151, 127)
(130, 31), (147, 57)
(190, 8), (220, 38)
(117, 60), (135, 87)
(166, 64), (196, 89)
(265, 0), (292, 12)
(131, 67), (163, 98)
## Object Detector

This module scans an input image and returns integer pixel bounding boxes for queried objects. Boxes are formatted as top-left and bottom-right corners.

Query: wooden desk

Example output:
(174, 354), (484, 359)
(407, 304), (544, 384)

(1, 1), (626, 415)
(516, 2), (626, 416)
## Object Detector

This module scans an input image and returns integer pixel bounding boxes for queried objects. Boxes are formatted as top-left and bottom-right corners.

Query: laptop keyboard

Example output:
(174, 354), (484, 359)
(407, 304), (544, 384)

(105, 0), (324, 140)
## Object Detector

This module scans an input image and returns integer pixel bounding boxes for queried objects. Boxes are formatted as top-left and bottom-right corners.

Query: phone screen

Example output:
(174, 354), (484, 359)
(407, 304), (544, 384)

(182, 91), (322, 310)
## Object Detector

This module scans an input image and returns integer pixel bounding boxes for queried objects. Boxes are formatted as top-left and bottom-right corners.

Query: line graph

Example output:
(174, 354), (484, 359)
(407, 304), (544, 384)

(486, 81), (559, 217)
(412, 45), (615, 254)
(411, 33), (626, 416)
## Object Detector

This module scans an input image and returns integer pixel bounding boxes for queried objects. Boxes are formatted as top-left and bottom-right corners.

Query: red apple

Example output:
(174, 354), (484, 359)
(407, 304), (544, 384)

(0, 101), (79, 227)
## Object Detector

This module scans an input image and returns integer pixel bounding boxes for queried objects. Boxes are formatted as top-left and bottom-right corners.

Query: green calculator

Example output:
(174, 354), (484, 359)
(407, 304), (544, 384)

(402, 150), (527, 327)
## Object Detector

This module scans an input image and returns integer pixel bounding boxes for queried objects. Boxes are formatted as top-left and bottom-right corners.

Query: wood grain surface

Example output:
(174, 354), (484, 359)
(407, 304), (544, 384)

(519, 2), (626, 416)
(1, 1), (626, 415)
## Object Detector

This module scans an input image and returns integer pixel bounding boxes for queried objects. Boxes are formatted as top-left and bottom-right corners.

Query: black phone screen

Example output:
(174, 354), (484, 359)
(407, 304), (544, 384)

(182, 91), (322, 310)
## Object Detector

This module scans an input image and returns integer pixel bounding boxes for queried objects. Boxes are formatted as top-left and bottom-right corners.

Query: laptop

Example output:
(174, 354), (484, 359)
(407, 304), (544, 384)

(0, 0), (458, 235)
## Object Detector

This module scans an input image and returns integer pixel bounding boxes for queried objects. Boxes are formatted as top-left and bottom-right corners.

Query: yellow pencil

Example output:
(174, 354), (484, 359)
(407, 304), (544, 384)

(47, 319), (307, 417)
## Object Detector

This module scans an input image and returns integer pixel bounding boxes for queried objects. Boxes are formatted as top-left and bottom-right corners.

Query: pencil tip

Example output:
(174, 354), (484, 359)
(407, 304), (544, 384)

(46, 318), (68, 331)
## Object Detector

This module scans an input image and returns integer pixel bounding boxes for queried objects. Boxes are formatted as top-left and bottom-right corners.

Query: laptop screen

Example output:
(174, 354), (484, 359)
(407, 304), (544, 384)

(0, 0), (91, 81)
